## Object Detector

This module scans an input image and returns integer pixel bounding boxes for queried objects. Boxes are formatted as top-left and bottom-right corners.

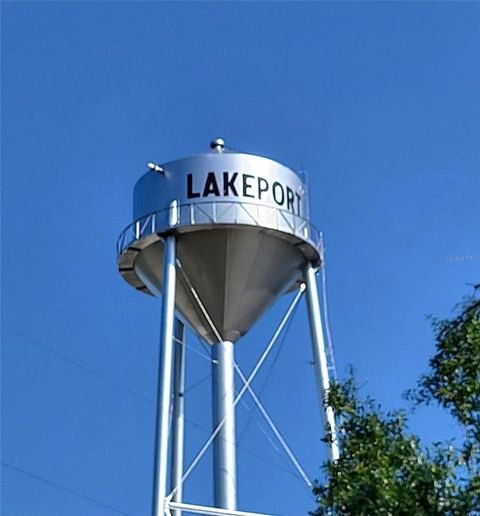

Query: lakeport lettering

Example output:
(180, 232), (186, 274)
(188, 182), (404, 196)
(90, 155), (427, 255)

(187, 172), (302, 215)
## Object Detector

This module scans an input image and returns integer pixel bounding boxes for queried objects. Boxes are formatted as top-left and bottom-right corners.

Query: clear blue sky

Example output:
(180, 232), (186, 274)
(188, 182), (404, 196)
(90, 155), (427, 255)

(2, 2), (479, 515)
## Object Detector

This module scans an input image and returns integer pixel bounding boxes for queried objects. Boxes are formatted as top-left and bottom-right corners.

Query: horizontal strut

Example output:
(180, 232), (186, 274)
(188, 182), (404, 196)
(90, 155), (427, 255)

(167, 501), (279, 516)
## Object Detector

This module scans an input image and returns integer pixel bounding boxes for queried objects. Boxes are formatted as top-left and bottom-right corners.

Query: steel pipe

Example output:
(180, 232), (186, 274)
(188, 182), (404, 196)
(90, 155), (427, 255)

(212, 341), (237, 510)
(152, 235), (177, 516)
(304, 264), (340, 462)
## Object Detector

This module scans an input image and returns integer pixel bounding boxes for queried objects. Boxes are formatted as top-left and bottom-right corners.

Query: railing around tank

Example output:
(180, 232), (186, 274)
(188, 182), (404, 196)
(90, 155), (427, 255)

(116, 200), (323, 258)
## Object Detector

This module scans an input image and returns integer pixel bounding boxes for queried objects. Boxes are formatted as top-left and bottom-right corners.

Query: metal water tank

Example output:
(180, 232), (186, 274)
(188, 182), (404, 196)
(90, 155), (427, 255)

(117, 139), (322, 344)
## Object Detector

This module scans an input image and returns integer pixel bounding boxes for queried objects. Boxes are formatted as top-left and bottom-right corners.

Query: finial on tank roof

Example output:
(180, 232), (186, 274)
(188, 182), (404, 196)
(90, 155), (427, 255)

(210, 138), (225, 152)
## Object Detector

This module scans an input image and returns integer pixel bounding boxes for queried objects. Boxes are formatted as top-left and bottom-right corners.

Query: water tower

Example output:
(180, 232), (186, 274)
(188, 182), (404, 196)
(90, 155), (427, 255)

(117, 139), (339, 516)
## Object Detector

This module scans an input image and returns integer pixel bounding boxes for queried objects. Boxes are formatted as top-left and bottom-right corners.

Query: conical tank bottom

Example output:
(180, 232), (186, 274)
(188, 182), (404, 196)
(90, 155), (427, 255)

(134, 227), (306, 344)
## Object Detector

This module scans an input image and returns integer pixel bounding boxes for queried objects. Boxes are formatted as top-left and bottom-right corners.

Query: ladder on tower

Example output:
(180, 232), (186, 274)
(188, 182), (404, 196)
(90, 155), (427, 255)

(319, 237), (338, 384)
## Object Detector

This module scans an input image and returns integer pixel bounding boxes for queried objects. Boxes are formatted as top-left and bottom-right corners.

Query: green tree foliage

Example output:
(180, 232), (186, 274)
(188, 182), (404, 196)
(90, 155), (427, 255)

(411, 291), (480, 443)
(312, 289), (480, 515)
(312, 379), (467, 515)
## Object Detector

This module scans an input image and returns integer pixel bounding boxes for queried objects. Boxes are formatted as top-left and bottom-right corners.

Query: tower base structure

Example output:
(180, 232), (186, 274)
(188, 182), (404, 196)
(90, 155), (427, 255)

(149, 239), (338, 516)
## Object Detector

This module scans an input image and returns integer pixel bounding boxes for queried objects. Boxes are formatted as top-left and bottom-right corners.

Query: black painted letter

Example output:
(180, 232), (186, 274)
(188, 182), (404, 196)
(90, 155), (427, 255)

(286, 187), (294, 212)
(258, 177), (269, 200)
(223, 172), (238, 196)
(242, 174), (255, 198)
(203, 172), (220, 197)
(187, 173), (200, 199)
(272, 182), (285, 206)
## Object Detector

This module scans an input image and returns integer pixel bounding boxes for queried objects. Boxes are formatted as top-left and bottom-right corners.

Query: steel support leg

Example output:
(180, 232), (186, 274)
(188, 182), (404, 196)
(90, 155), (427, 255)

(152, 235), (177, 516)
(170, 319), (186, 516)
(212, 341), (237, 510)
(305, 264), (340, 462)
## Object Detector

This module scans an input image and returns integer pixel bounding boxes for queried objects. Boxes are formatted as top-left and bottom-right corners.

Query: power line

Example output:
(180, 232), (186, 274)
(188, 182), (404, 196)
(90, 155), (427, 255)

(184, 373), (211, 394)
(9, 331), (210, 403)
(185, 418), (303, 481)
(237, 298), (300, 443)
(2, 462), (133, 516)
(7, 332), (298, 488)
(196, 334), (214, 358)
(232, 359), (313, 490)
(10, 332), (154, 404)
(167, 287), (308, 502)
(7, 303), (315, 504)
